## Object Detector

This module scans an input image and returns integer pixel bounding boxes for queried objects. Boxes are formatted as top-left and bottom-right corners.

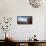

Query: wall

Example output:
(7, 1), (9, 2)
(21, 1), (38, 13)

(0, 0), (46, 40)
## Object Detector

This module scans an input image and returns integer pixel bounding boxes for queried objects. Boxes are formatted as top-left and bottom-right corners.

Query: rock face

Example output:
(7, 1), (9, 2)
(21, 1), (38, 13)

(29, 0), (43, 8)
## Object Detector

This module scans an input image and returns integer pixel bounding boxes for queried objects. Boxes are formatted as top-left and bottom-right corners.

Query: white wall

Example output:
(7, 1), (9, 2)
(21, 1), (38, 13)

(0, 0), (46, 40)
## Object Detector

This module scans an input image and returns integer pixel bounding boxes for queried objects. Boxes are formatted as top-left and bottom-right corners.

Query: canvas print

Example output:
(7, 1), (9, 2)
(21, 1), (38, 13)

(17, 16), (32, 24)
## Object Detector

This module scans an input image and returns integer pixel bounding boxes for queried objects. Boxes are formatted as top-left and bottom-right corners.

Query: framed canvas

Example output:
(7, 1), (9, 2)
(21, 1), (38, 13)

(17, 16), (32, 24)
